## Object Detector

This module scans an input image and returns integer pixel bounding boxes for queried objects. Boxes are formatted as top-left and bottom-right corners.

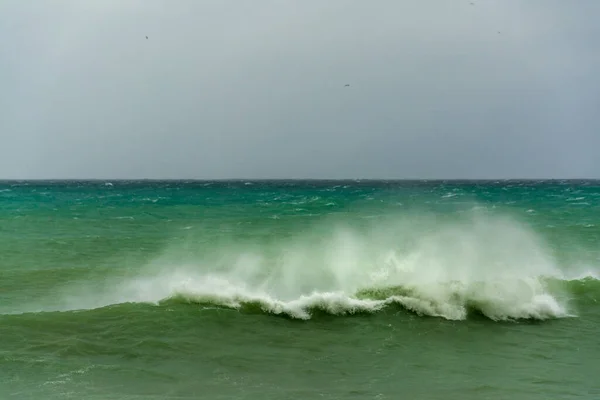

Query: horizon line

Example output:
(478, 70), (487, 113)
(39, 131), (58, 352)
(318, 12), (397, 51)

(1, 178), (599, 182)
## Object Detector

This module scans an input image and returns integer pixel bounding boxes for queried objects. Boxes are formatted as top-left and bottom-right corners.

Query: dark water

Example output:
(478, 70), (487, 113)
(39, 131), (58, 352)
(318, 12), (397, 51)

(1, 180), (599, 399)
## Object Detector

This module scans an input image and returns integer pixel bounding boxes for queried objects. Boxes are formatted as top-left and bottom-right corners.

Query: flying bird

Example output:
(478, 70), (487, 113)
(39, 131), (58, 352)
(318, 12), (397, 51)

(145, 36), (148, 39)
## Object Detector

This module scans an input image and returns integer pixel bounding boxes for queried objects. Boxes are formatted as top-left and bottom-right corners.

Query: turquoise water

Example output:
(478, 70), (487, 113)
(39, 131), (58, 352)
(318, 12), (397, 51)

(1, 180), (599, 399)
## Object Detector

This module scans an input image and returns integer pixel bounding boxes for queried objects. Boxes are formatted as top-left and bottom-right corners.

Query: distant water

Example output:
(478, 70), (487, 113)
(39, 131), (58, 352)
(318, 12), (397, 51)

(1, 180), (598, 399)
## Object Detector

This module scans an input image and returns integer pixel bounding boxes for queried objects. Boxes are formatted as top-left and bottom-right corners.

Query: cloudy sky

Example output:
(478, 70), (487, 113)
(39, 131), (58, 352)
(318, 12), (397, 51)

(1, 0), (599, 179)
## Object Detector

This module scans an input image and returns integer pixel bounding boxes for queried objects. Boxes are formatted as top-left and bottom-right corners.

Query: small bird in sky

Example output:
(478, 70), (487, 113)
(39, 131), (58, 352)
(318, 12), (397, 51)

(345, 84), (350, 87)
(145, 36), (148, 39)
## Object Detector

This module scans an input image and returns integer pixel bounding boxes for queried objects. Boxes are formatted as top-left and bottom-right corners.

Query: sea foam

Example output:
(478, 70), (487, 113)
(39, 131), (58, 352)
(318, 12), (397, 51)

(48, 210), (587, 321)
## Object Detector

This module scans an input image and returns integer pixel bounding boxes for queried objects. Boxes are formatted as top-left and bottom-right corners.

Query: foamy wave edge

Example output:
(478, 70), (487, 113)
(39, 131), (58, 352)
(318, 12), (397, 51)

(10, 276), (597, 321)
(158, 277), (584, 321)
(166, 290), (571, 321)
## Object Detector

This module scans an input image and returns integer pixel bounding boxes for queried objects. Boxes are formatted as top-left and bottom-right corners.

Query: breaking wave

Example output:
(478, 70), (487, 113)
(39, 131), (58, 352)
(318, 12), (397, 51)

(24, 211), (600, 321)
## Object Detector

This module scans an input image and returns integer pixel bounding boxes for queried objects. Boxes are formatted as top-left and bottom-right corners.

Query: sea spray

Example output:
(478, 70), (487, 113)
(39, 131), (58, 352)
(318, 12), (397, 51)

(42, 209), (578, 320)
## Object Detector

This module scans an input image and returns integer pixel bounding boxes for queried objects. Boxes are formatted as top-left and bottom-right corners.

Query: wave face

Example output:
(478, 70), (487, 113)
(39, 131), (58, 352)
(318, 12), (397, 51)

(43, 211), (591, 321)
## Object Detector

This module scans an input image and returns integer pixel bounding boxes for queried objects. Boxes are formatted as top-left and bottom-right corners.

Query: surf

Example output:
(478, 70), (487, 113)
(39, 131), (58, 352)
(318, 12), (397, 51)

(19, 208), (594, 321)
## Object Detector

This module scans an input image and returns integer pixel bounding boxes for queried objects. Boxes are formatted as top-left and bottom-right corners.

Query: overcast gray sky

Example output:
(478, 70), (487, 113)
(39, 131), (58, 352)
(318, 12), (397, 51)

(1, 0), (599, 179)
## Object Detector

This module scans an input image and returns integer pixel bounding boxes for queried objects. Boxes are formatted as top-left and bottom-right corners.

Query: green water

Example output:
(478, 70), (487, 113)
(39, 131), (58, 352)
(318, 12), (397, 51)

(1, 180), (599, 399)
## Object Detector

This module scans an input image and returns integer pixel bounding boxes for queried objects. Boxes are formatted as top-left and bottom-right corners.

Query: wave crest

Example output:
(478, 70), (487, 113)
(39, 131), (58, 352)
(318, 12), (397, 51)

(147, 273), (570, 321)
(30, 211), (599, 321)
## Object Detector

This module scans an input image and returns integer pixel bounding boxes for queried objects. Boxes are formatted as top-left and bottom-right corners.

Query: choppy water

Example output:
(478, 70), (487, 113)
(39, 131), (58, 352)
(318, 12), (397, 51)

(1, 180), (599, 399)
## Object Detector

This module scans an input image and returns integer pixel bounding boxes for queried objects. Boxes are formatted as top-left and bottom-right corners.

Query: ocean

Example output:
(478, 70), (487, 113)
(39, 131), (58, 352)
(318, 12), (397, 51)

(0, 180), (598, 399)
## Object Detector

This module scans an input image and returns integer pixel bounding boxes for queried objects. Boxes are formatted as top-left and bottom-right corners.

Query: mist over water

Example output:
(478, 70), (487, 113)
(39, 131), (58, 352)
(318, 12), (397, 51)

(34, 208), (586, 321)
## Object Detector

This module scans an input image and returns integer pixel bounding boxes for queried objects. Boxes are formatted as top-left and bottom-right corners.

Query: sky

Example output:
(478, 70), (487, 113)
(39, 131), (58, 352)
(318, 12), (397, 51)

(1, 0), (599, 179)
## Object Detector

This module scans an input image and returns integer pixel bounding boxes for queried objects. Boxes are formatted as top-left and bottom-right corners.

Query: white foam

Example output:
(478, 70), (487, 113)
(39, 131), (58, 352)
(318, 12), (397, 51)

(40, 211), (594, 320)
